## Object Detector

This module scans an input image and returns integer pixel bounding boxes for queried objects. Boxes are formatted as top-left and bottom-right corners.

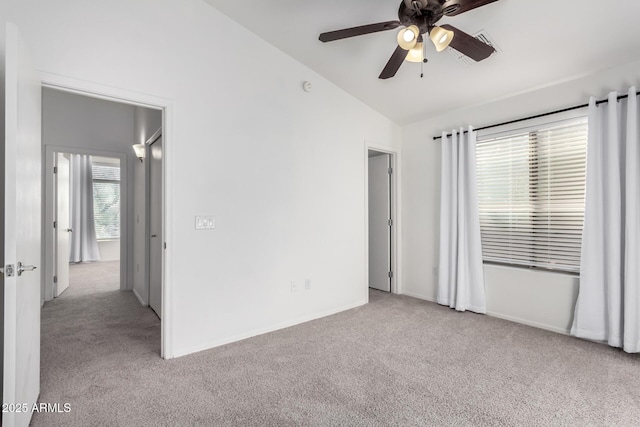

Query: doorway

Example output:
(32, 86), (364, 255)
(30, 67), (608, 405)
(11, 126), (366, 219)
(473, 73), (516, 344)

(41, 86), (165, 354)
(367, 149), (395, 293)
(52, 152), (122, 297)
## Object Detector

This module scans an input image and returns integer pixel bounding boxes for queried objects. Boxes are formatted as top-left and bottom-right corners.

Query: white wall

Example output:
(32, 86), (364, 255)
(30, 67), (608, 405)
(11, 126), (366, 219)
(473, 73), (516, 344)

(401, 58), (640, 334)
(97, 240), (120, 262)
(8, 0), (401, 357)
(42, 89), (134, 290)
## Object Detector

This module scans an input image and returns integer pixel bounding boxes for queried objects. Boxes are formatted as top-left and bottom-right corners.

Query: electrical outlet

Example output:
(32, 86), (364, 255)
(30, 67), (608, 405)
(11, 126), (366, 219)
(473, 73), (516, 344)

(291, 281), (298, 293)
(305, 279), (311, 290)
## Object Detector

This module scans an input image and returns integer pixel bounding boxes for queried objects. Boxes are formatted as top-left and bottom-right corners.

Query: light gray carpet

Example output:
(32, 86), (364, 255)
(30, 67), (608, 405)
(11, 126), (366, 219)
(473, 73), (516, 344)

(34, 276), (639, 426)
(64, 261), (121, 294)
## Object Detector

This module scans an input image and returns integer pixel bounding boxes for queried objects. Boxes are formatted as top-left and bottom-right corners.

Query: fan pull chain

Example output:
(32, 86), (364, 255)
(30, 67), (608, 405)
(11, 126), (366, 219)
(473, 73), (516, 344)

(420, 42), (428, 78)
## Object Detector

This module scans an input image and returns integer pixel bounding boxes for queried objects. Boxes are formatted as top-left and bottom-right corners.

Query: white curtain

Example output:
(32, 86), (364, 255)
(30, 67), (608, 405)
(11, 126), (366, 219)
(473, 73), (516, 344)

(69, 154), (101, 263)
(437, 126), (486, 313)
(572, 87), (640, 353)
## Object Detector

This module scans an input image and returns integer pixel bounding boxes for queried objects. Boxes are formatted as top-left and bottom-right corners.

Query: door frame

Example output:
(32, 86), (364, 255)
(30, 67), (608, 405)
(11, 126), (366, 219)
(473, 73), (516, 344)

(39, 73), (174, 359)
(364, 141), (401, 297)
(43, 145), (128, 301)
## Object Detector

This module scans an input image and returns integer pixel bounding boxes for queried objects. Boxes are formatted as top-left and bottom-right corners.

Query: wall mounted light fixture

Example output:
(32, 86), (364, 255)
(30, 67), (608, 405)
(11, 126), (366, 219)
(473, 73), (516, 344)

(132, 144), (145, 162)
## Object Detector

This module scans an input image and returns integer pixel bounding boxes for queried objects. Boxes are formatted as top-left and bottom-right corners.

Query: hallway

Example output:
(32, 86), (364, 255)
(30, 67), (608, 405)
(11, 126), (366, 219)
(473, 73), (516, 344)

(34, 262), (160, 426)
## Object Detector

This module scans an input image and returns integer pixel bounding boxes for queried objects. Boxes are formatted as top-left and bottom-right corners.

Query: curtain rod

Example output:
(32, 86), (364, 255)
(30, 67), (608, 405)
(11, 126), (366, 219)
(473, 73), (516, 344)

(432, 93), (634, 141)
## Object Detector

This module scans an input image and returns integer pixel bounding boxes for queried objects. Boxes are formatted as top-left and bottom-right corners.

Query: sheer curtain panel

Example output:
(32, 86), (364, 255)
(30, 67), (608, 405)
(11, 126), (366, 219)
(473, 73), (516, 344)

(438, 127), (486, 313)
(69, 154), (101, 263)
(571, 88), (640, 353)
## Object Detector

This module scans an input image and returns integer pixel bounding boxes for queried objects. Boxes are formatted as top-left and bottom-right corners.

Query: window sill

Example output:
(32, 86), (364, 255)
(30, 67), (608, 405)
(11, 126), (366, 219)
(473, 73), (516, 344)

(97, 238), (120, 242)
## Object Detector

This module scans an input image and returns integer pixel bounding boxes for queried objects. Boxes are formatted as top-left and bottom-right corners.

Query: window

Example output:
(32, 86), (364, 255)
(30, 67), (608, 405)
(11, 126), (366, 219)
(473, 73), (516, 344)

(475, 118), (588, 273)
(92, 162), (120, 240)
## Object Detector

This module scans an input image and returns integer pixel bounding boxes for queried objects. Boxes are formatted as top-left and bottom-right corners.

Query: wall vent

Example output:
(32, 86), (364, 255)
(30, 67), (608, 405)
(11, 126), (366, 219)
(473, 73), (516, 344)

(448, 29), (501, 65)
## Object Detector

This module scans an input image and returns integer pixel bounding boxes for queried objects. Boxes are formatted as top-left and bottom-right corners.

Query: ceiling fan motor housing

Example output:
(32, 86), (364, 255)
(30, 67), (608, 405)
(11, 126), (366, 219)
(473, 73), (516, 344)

(398, 0), (451, 33)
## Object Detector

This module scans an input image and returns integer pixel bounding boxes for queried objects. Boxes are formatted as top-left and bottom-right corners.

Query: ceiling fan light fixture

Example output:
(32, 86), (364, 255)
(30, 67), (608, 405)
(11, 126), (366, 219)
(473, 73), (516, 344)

(429, 26), (454, 52)
(397, 25), (420, 50)
(403, 32), (415, 42)
(405, 42), (424, 63)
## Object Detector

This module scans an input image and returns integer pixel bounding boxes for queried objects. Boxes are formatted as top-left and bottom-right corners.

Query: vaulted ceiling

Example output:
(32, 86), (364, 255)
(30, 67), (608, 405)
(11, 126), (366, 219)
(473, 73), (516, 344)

(204, 0), (640, 125)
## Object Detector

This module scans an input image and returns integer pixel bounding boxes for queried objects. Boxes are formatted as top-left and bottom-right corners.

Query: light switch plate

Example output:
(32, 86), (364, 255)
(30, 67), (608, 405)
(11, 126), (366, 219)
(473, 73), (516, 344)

(195, 216), (215, 230)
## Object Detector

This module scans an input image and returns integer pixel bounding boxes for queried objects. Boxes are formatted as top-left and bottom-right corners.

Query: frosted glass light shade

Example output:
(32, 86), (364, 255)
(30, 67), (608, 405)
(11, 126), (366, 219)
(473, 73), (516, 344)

(132, 144), (145, 160)
(397, 25), (420, 50)
(430, 26), (454, 52)
(405, 43), (424, 63)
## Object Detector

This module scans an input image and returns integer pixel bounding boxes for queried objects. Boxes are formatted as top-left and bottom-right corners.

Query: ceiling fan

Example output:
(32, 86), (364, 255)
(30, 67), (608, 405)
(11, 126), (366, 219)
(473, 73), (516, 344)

(319, 0), (499, 79)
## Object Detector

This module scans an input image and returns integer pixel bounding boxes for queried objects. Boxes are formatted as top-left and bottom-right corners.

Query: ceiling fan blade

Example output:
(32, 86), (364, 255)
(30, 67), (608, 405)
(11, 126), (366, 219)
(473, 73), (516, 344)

(441, 0), (499, 17)
(319, 21), (401, 43)
(441, 24), (495, 62)
(379, 45), (408, 80)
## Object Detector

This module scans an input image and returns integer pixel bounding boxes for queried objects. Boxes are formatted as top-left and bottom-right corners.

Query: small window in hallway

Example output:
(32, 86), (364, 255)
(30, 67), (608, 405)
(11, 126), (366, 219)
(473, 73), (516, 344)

(92, 161), (121, 240)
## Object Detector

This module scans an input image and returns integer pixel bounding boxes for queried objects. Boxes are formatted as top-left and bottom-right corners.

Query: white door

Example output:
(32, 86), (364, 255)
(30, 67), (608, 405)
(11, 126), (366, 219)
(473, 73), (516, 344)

(368, 153), (391, 292)
(149, 136), (163, 318)
(2, 23), (42, 427)
(55, 153), (71, 297)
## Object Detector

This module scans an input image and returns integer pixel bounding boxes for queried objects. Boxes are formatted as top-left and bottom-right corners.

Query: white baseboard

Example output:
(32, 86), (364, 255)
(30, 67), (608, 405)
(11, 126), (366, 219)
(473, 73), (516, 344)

(401, 291), (437, 303)
(132, 288), (148, 307)
(173, 299), (368, 358)
(401, 291), (570, 336)
(485, 311), (570, 336)
(172, 292), (571, 359)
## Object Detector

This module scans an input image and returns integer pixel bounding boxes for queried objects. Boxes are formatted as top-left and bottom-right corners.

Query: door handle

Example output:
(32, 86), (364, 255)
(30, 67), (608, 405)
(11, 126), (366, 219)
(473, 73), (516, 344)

(151, 234), (157, 238)
(17, 262), (37, 276)
(66, 228), (73, 232)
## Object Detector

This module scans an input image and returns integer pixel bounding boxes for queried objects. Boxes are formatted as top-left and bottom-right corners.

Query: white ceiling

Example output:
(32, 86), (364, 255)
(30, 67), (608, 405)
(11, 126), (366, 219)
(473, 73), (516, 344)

(203, 0), (640, 125)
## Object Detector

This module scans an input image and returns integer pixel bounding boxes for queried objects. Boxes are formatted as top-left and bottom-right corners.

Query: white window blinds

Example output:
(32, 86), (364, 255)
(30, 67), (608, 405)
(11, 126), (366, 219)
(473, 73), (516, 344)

(475, 117), (588, 273)
(92, 163), (121, 240)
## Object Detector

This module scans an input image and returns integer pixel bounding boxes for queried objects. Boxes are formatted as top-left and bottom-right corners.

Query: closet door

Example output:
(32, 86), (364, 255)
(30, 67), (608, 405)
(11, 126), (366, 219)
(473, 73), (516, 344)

(149, 136), (163, 318)
(368, 153), (391, 292)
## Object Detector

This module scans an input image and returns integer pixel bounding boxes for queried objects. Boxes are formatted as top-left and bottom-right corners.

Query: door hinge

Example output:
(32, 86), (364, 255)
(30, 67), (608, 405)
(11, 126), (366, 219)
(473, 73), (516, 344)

(53, 275), (58, 283)
(53, 221), (57, 229)
(164, 242), (167, 250)
(388, 167), (393, 175)
(388, 271), (393, 278)
(53, 166), (57, 174)
(388, 219), (393, 227)
(0, 264), (15, 277)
